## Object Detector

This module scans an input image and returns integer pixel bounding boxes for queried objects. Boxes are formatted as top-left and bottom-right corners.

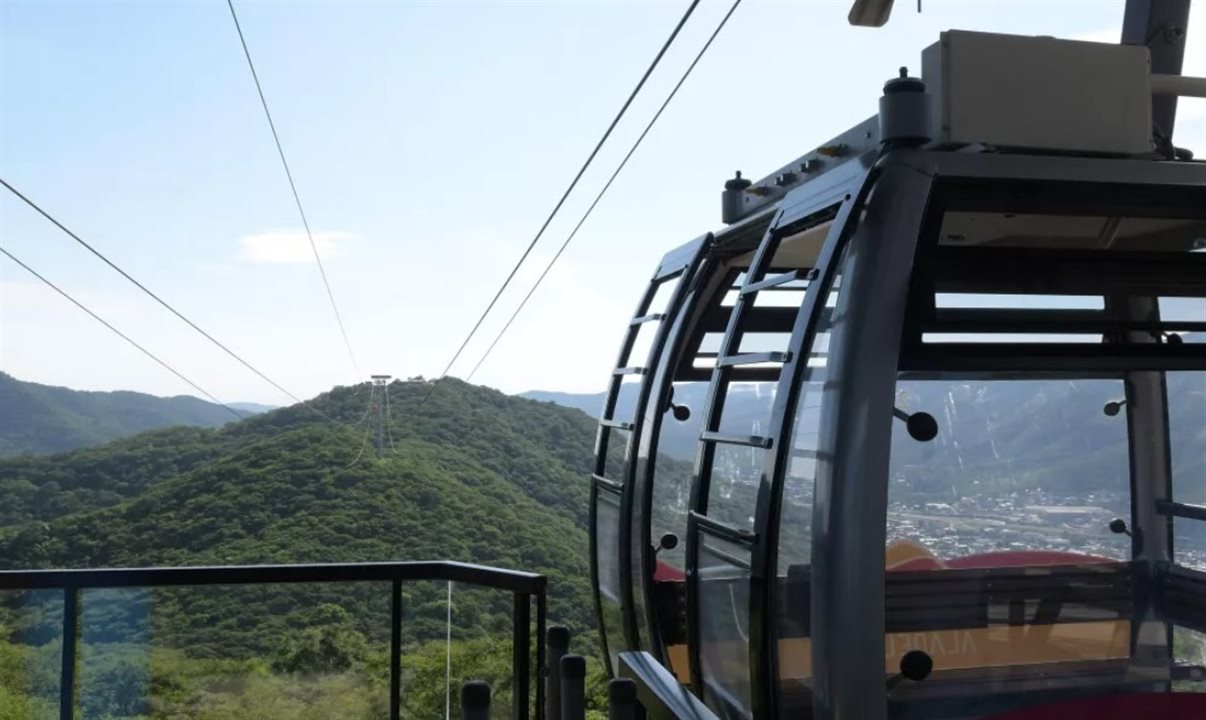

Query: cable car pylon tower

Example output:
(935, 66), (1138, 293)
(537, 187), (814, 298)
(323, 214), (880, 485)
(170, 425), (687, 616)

(371, 375), (392, 458)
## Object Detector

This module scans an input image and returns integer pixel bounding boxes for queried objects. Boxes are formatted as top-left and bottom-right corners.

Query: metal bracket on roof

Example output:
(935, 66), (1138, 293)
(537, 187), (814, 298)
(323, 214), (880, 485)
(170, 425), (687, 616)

(720, 116), (879, 226)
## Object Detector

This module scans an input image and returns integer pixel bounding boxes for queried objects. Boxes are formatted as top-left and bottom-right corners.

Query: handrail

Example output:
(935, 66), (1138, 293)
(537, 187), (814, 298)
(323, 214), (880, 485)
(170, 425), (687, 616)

(0, 559), (546, 593)
(619, 650), (720, 720)
(1156, 499), (1206, 522)
(0, 560), (546, 720)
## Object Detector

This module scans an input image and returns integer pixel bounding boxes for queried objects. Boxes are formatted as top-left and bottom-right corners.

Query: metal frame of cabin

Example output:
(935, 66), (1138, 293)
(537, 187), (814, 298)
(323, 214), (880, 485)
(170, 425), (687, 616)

(589, 19), (1206, 720)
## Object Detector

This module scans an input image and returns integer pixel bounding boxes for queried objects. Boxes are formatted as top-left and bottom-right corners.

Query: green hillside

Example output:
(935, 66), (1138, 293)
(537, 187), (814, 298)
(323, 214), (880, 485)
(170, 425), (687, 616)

(0, 372), (259, 459)
(0, 378), (620, 718)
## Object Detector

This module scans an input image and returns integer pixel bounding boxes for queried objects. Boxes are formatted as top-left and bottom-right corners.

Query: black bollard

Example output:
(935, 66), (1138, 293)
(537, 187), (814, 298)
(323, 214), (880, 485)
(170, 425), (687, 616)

(607, 678), (638, 720)
(461, 680), (491, 720)
(560, 654), (586, 720)
(546, 625), (570, 720)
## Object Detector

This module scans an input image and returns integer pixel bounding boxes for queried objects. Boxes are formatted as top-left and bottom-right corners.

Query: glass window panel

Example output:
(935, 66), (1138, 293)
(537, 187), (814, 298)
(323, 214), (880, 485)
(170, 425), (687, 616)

(601, 427), (630, 480)
(1174, 518), (1206, 572)
(595, 489), (625, 675)
(650, 381), (707, 569)
(1168, 371), (1206, 509)
(883, 377), (1146, 716)
(707, 444), (762, 532)
(774, 247), (846, 712)
(1160, 296), (1206, 323)
(608, 378), (642, 425)
(397, 579), (450, 720)
(716, 382), (777, 439)
(70, 583), (391, 718)
(923, 333), (1103, 344)
(937, 293), (1105, 310)
(778, 381), (824, 577)
(1165, 296), (1205, 330)
(887, 378), (1131, 564)
(447, 583), (516, 718)
(0, 589), (62, 718)
(698, 532), (752, 719)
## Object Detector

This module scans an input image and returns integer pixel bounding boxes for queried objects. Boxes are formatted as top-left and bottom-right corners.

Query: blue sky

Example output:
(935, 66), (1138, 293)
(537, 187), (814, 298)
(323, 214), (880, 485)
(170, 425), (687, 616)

(1, 0), (1203, 405)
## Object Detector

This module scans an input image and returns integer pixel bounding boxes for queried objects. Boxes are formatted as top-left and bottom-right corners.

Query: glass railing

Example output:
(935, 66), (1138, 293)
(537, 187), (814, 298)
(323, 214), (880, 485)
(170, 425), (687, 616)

(0, 561), (545, 720)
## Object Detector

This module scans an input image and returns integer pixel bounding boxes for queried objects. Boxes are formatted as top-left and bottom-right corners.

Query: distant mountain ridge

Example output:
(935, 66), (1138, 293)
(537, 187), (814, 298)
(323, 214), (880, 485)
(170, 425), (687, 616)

(0, 372), (269, 458)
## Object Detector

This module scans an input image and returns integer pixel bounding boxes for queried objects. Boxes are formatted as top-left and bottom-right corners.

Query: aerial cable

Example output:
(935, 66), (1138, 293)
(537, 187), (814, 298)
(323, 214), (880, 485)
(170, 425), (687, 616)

(413, 0), (702, 411)
(342, 382), (381, 468)
(383, 381), (399, 454)
(352, 382), (378, 426)
(225, 0), (362, 378)
(466, 0), (743, 381)
(0, 178), (341, 427)
(343, 423), (374, 469)
(0, 246), (244, 421)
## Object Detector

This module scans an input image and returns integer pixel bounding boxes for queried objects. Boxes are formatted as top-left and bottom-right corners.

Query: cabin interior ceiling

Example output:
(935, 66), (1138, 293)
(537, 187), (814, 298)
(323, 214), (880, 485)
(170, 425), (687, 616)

(729, 220), (835, 270)
(938, 213), (1206, 252)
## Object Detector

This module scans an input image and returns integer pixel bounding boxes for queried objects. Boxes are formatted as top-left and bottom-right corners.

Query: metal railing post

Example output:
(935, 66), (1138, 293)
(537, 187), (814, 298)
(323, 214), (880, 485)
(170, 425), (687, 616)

(462, 680), (492, 720)
(607, 678), (638, 720)
(560, 655), (586, 720)
(513, 593), (532, 720)
(545, 625), (570, 720)
(390, 579), (403, 720)
(535, 593), (547, 720)
(59, 587), (79, 720)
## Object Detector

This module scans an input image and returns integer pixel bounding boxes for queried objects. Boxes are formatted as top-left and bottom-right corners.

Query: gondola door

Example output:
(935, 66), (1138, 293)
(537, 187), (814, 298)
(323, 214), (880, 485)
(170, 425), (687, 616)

(685, 209), (803, 719)
(685, 165), (870, 719)
(591, 237), (708, 675)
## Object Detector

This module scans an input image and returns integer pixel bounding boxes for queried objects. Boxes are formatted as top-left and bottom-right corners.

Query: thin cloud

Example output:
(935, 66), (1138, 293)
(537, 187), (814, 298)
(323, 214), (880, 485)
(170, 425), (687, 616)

(239, 229), (356, 265)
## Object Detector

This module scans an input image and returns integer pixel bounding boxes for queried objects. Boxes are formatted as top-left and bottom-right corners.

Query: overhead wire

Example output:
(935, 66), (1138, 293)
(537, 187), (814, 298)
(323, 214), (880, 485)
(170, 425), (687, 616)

(383, 381), (398, 454)
(343, 426), (374, 469)
(353, 382), (378, 426)
(0, 246), (244, 421)
(342, 383), (378, 468)
(225, 0), (362, 378)
(466, 0), (744, 381)
(411, 0), (703, 414)
(0, 178), (343, 427)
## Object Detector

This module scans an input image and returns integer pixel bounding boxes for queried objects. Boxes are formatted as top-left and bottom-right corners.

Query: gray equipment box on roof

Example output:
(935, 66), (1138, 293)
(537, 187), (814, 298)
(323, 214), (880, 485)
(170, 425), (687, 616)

(921, 31), (1154, 155)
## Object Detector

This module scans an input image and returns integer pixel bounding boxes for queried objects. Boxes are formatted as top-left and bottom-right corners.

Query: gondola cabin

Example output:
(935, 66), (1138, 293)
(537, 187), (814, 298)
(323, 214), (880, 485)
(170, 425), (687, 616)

(589, 30), (1206, 720)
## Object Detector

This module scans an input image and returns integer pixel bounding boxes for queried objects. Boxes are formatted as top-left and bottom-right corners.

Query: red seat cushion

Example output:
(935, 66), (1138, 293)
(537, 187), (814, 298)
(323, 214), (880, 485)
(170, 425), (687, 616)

(987, 693), (1206, 720)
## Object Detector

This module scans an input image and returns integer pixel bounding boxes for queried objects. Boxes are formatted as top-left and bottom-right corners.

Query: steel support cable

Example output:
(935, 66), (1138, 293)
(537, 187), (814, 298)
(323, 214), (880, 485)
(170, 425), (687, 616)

(226, 0), (361, 378)
(411, 0), (702, 413)
(343, 424), (374, 469)
(341, 384), (378, 468)
(383, 382), (399, 453)
(466, 0), (743, 381)
(352, 382), (377, 426)
(0, 246), (244, 421)
(0, 179), (342, 426)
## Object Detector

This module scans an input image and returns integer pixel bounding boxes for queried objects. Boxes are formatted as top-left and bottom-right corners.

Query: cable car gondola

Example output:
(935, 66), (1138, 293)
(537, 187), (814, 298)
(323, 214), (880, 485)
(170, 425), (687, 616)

(588, 20), (1206, 720)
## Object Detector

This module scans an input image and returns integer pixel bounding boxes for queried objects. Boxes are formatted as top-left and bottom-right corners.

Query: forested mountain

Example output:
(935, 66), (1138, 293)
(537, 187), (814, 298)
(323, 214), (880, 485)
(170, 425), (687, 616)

(0, 378), (619, 718)
(0, 372), (267, 458)
(0, 377), (600, 603)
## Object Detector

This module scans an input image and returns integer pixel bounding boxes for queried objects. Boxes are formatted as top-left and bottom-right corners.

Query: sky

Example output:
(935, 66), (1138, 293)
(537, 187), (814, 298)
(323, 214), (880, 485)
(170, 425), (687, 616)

(1, 0), (1203, 406)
